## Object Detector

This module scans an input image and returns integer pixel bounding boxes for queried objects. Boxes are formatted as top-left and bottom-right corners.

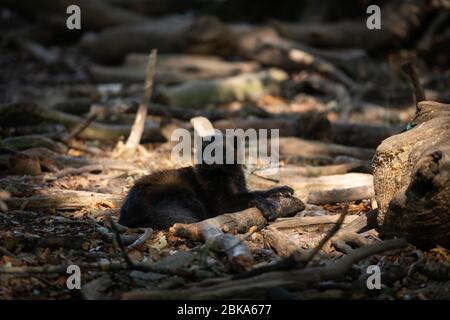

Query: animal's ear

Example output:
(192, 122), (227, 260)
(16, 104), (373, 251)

(191, 117), (215, 137)
(191, 116), (222, 164)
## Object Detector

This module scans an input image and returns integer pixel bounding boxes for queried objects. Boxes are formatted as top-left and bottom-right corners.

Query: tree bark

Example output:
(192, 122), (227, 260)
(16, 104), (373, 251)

(373, 101), (450, 248)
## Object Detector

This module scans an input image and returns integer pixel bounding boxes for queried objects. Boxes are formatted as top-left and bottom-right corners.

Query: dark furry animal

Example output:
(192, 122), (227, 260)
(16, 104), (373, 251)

(118, 136), (293, 229)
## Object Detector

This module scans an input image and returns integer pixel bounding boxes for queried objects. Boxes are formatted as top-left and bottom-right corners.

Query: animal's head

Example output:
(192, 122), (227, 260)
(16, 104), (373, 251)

(196, 132), (244, 168)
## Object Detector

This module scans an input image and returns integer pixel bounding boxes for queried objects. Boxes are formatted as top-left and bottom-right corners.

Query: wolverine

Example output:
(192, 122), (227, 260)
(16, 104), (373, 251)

(118, 133), (293, 229)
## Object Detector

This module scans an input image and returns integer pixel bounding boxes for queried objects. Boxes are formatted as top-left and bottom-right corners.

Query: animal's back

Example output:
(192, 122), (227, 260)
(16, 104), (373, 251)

(118, 167), (209, 229)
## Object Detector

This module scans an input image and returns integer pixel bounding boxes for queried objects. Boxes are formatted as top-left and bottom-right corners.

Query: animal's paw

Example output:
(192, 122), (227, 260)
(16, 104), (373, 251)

(269, 186), (294, 198)
(249, 197), (280, 221)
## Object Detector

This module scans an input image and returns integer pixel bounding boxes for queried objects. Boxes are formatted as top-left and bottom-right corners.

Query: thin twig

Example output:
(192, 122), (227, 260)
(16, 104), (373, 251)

(234, 204), (349, 279)
(0, 246), (13, 257)
(44, 164), (103, 181)
(401, 62), (426, 112)
(64, 112), (99, 143)
(302, 203), (349, 265)
(127, 228), (154, 249)
(106, 216), (136, 268)
(124, 49), (157, 154)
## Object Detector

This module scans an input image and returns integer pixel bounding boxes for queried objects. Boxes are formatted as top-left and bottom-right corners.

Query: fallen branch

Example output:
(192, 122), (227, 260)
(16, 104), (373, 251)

(255, 162), (364, 179)
(4, 0), (146, 32)
(171, 196), (305, 239)
(340, 209), (379, 234)
(332, 231), (373, 254)
(159, 68), (288, 109)
(272, 1), (425, 50)
(0, 103), (161, 143)
(0, 147), (139, 171)
(269, 214), (358, 230)
(64, 110), (99, 143)
(124, 49), (157, 155)
(252, 172), (374, 204)
(122, 238), (407, 299)
(213, 116), (397, 149)
(0, 135), (67, 154)
(170, 196), (304, 272)
(5, 188), (123, 211)
(278, 137), (374, 160)
(262, 226), (306, 258)
(90, 53), (259, 84)
(307, 185), (375, 205)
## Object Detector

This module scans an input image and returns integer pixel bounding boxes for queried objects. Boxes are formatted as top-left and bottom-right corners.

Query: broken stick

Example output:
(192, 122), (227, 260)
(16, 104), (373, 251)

(124, 49), (157, 155)
(170, 196), (305, 272)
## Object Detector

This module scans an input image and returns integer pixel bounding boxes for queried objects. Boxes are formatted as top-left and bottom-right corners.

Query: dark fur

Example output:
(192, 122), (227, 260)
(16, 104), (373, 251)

(119, 135), (293, 229)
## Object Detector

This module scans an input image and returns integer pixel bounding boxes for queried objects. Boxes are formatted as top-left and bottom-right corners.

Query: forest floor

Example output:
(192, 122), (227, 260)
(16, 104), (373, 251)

(0, 2), (449, 299)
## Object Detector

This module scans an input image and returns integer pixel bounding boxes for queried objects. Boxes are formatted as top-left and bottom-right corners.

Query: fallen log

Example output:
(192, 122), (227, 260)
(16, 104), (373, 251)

(81, 15), (194, 63)
(0, 103), (162, 143)
(171, 196), (305, 239)
(334, 155), (373, 174)
(373, 100), (450, 248)
(147, 103), (265, 121)
(330, 122), (402, 149)
(213, 117), (300, 137)
(307, 185), (375, 205)
(272, 1), (426, 50)
(254, 162), (364, 178)
(269, 215), (359, 230)
(170, 196), (305, 272)
(0, 135), (67, 154)
(2, 0), (146, 31)
(173, 17), (360, 86)
(248, 172), (374, 204)
(5, 188), (123, 211)
(233, 26), (358, 88)
(0, 147), (139, 171)
(214, 117), (391, 150)
(81, 14), (360, 87)
(158, 68), (288, 109)
(90, 54), (260, 84)
(278, 137), (374, 160)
